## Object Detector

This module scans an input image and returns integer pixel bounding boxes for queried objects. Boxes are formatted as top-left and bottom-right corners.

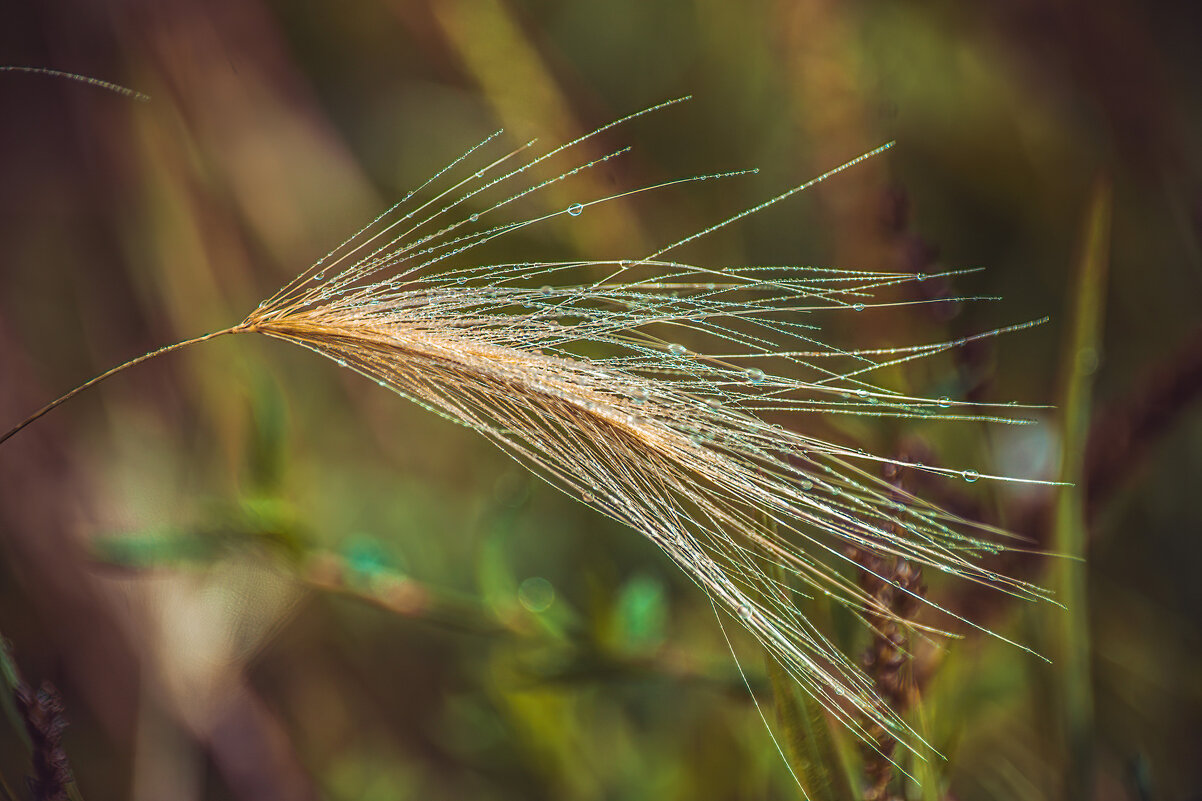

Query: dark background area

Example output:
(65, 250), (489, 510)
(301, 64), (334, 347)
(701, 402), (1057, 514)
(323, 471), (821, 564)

(0, 1), (1199, 799)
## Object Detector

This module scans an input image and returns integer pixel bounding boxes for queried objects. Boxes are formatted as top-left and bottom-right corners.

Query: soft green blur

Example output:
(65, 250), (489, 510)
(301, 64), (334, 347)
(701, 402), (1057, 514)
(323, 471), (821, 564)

(0, 1), (1199, 799)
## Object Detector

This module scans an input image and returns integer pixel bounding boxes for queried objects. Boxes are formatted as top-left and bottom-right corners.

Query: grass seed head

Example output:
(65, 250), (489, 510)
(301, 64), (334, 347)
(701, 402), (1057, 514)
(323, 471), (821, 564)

(241, 100), (1055, 757)
(0, 95), (1054, 765)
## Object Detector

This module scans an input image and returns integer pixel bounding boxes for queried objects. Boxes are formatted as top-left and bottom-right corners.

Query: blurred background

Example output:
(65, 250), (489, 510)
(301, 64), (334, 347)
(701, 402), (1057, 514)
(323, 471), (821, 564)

(0, 1), (1199, 799)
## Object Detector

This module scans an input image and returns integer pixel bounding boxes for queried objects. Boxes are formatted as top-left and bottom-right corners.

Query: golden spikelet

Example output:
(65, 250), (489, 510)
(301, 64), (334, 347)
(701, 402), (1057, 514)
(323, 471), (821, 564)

(3, 98), (1055, 761)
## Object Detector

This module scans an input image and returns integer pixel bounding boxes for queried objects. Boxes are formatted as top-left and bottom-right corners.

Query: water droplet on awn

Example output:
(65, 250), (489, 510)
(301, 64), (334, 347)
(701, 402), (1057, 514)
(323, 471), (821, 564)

(567, 203), (583, 217)
(745, 368), (766, 384)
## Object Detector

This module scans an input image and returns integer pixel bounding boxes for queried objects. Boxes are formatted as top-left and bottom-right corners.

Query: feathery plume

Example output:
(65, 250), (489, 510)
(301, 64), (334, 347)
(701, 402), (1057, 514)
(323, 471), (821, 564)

(1, 98), (1054, 761)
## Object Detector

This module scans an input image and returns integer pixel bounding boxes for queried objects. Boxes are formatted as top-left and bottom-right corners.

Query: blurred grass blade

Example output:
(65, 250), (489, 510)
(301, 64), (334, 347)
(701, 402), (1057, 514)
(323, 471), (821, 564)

(1053, 173), (1112, 801)
(0, 637), (30, 751)
(764, 520), (856, 801)
(912, 692), (941, 801)
(766, 653), (857, 801)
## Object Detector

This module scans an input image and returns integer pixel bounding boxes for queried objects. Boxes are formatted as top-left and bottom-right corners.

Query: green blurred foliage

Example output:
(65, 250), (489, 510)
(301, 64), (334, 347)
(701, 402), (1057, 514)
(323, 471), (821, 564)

(0, 1), (1200, 799)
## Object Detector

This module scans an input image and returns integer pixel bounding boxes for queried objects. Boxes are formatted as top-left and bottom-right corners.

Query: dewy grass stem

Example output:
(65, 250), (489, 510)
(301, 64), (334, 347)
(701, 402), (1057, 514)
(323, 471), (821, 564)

(0, 326), (243, 447)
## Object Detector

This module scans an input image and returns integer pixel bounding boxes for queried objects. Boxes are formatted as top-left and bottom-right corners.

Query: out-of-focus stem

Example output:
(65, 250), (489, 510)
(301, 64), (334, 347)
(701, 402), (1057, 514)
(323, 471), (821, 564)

(1053, 174), (1111, 801)
(762, 517), (856, 801)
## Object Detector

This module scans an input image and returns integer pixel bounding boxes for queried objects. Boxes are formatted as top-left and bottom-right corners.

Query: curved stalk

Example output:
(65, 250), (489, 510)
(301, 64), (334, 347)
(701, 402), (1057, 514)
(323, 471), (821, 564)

(0, 326), (244, 447)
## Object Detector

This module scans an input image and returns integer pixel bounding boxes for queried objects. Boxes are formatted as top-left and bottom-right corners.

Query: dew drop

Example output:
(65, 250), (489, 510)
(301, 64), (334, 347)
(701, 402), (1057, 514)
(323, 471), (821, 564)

(667, 343), (688, 356)
(915, 272), (927, 281)
(963, 469), (980, 483)
(518, 577), (555, 613)
(705, 398), (722, 409)
(581, 491), (595, 503)
(745, 368), (766, 385)
(937, 396), (952, 408)
(853, 303), (865, 312)
(800, 479), (814, 491)
(469, 213), (479, 222)
(567, 203), (583, 217)
(737, 604), (753, 620)
(632, 387), (650, 404)
(313, 270), (326, 281)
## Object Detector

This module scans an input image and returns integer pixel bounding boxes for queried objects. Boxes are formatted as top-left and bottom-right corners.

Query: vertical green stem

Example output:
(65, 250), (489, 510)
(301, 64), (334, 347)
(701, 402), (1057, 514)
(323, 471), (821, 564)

(765, 655), (857, 801)
(1053, 174), (1112, 801)
(762, 517), (856, 801)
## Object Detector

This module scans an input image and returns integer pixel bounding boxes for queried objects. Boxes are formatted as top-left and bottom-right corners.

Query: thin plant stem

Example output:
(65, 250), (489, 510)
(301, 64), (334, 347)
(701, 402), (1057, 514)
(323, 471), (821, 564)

(0, 326), (243, 447)
(1052, 174), (1111, 801)
(0, 65), (150, 102)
